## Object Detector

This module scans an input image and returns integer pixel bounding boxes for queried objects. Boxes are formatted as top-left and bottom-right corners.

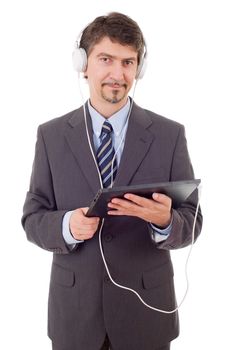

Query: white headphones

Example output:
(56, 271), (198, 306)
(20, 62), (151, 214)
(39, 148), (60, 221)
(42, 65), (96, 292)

(72, 40), (147, 80)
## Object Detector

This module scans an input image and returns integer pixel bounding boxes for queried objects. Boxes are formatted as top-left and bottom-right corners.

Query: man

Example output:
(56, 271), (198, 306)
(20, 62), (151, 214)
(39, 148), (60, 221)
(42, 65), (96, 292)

(22, 12), (202, 350)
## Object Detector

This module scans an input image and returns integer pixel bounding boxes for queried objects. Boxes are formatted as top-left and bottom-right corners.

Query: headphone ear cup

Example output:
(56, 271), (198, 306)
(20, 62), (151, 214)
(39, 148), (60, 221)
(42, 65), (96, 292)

(135, 57), (147, 80)
(72, 48), (87, 72)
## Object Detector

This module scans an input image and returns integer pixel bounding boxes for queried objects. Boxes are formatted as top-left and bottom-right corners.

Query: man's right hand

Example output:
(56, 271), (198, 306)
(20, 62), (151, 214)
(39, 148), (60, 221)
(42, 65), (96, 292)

(69, 208), (100, 241)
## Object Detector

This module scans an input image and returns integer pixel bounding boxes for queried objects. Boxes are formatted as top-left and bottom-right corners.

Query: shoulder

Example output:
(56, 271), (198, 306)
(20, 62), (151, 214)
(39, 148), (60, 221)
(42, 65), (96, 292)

(37, 105), (83, 139)
(40, 106), (83, 130)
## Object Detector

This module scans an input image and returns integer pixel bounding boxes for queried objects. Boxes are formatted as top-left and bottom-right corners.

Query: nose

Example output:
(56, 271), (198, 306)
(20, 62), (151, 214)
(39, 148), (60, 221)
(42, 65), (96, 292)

(110, 61), (124, 81)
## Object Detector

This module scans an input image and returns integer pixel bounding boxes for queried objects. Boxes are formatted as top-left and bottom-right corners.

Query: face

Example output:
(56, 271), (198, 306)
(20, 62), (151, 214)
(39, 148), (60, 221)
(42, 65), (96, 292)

(84, 36), (138, 115)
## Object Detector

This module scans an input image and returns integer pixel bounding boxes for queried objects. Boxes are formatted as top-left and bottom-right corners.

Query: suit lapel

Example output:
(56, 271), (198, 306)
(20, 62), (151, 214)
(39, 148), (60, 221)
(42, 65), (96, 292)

(64, 102), (155, 192)
(65, 105), (101, 195)
(114, 103), (154, 187)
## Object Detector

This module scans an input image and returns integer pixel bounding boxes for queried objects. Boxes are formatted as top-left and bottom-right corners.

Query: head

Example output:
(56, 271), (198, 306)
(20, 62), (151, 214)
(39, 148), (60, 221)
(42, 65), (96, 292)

(80, 12), (145, 67)
(74, 12), (146, 116)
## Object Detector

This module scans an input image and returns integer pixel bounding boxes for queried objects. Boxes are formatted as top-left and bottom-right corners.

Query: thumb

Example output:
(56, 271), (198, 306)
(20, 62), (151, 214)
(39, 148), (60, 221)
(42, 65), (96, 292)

(81, 207), (89, 215)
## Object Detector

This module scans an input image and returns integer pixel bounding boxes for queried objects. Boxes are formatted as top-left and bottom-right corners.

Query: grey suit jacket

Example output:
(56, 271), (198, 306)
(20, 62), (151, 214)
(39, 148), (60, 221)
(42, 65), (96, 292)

(22, 102), (202, 350)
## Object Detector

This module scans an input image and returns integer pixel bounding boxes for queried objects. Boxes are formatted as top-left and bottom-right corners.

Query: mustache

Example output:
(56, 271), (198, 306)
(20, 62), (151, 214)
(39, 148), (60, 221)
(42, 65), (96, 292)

(102, 80), (127, 88)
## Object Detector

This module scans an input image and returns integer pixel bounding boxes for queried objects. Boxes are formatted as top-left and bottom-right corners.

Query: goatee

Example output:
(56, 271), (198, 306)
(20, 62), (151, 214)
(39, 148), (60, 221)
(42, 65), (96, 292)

(101, 81), (127, 104)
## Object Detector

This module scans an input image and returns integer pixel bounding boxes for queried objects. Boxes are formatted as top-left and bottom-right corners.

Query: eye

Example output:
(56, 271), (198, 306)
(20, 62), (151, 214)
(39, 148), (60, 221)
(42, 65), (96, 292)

(123, 60), (135, 67)
(100, 57), (111, 64)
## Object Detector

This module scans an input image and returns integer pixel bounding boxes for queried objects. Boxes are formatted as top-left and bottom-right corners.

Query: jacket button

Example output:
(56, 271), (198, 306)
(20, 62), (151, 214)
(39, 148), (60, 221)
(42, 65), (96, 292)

(104, 234), (113, 242)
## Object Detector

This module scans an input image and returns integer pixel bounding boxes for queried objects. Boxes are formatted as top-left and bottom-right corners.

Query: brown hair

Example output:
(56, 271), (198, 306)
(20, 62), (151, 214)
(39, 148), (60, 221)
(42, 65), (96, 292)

(79, 12), (145, 64)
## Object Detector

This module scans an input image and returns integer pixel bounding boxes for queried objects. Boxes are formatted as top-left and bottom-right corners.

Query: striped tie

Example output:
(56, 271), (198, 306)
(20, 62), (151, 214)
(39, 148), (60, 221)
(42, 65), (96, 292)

(96, 121), (117, 188)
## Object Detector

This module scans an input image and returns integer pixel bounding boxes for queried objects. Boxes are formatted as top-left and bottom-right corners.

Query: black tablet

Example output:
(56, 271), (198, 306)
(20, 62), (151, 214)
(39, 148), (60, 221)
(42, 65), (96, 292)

(86, 179), (201, 218)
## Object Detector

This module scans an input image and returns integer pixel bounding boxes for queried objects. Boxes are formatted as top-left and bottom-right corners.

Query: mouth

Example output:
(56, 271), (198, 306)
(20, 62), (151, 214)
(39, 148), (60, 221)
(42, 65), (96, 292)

(102, 82), (127, 89)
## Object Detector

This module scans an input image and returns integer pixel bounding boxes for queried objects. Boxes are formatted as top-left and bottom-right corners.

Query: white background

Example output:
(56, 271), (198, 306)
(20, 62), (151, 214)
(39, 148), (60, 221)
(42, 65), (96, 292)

(1, 0), (232, 349)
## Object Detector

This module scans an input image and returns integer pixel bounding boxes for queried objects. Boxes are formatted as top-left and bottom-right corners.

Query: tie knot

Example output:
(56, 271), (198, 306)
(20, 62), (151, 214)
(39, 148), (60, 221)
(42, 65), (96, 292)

(101, 121), (113, 136)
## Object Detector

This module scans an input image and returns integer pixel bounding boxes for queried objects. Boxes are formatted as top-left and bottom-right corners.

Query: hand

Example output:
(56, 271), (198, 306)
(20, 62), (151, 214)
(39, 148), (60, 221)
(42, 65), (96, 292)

(69, 208), (100, 241)
(107, 193), (172, 228)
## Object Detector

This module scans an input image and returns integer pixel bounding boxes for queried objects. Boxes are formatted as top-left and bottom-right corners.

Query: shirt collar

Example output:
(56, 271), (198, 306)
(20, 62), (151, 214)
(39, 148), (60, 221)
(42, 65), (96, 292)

(88, 98), (131, 138)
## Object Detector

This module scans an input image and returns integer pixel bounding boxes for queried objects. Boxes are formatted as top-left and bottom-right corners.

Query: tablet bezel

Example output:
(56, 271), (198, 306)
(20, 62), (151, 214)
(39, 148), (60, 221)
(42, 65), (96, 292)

(86, 179), (201, 218)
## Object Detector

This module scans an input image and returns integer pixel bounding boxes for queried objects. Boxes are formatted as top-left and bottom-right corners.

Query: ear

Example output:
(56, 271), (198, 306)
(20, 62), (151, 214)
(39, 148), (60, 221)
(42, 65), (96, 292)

(83, 67), (88, 79)
(83, 61), (88, 79)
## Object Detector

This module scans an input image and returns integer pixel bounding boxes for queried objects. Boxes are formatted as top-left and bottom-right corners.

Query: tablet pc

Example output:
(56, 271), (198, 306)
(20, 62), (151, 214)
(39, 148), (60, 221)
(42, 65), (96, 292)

(86, 179), (201, 218)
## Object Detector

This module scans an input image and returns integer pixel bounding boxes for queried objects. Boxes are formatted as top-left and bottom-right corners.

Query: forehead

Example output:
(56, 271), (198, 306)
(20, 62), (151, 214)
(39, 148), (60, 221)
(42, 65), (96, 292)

(89, 36), (138, 59)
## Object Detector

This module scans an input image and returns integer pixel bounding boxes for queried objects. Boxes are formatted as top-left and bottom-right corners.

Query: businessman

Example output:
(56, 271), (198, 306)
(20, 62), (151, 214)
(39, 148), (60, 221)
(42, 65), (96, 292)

(22, 12), (202, 350)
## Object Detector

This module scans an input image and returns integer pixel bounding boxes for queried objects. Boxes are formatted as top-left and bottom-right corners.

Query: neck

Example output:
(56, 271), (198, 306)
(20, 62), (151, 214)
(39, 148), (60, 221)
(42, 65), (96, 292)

(89, 97), (128, 118)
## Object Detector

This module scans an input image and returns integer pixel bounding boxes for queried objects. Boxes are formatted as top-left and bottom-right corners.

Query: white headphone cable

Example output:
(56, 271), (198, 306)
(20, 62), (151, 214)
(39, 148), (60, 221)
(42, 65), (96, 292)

(77, 73), (201, 313)
(98, 186), (201, 314)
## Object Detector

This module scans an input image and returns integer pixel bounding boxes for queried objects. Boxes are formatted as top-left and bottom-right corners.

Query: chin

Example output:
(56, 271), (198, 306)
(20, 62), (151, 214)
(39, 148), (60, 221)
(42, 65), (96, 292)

(102, 92), (127, 105)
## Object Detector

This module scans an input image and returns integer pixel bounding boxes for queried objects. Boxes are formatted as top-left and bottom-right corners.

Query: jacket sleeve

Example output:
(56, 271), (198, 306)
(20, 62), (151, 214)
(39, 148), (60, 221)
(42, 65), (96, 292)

(157, 125), (203, 250)
(21, 126), (72, 254)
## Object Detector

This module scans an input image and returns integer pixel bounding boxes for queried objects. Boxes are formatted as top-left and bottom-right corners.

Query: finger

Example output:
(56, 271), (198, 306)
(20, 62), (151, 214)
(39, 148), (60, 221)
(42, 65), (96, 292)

(152, 193), (172, 206)
(79, 231), (95, 238)
(109, 197), (137, 209)
(107, 209), (126, 216)
(81, 207), (89, 214)
(108, 198), (130, 208)
(108, 199), (145, 217)
(123, 193), (155, 208)
(107, 205), (134, 216)
(79, 207), (100, 221)
(107, 207), (140, 216)
(75, 232), (94, 240)
(108, 197), (145, 214)
(79, 215), (100, 225)
(76, 223), (99, 231)
(108, 201), (134, 216)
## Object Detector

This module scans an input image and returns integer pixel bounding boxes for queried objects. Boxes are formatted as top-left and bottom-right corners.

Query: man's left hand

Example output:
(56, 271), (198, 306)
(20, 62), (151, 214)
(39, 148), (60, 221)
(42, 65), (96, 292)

(107, 193), (172, 228)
